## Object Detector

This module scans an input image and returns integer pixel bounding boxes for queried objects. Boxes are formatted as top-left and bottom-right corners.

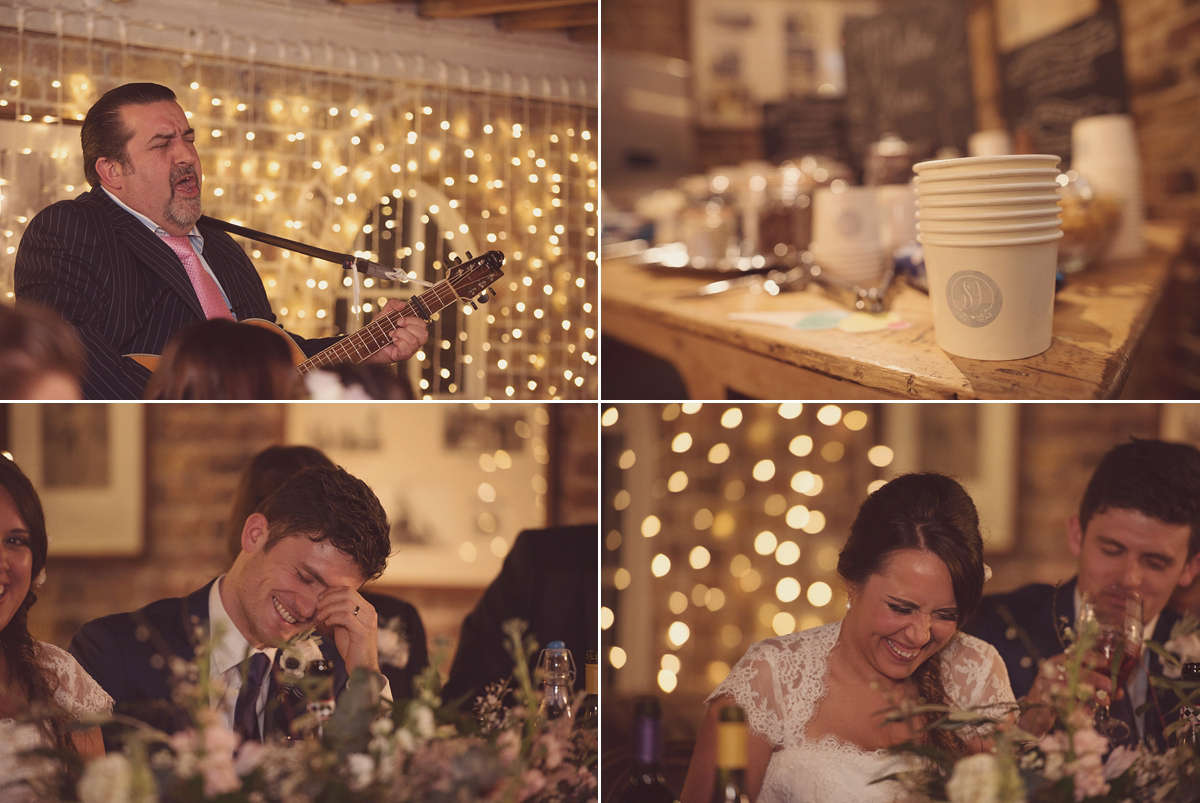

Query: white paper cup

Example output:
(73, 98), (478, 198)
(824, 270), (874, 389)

(915, 180), (1060, 197)
(918, 204), (1061, 221)
(918, 218), (1061, 235)
(875, 183), (917, 251)
(1072, 115), (1138, 167)
(917, 194), (1063, 211)
(968, 130), (1013, 157)
(919, 229), (1063, 247)
(914, 154), (1061, 175)
(915, 168), (1060, 188)
(811, 186), (882, 253)
(920, 233), (1061, 360)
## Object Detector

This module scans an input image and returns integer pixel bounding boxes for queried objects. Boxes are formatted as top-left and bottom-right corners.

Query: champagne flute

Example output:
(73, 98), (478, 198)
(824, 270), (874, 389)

(1076, 585), (1143, 737)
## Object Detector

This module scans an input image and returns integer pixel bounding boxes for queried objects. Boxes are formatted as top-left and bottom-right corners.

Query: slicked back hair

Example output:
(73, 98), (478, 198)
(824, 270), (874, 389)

(81, 82), (178, 188)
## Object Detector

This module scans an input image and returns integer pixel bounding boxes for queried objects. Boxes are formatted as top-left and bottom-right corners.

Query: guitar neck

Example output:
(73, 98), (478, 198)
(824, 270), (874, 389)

(296, 280), (456, 376)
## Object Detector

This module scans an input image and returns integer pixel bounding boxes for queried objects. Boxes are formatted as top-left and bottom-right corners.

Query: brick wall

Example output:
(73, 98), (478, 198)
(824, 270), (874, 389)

(10, 402), (596, 678)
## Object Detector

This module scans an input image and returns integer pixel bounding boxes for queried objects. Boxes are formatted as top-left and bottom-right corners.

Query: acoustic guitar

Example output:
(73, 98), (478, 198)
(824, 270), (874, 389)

(130, 250), (505, 373)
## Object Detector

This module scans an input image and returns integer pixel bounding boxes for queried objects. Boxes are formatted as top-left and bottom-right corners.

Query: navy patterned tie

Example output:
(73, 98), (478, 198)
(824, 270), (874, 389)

(234, 652), (271, 742)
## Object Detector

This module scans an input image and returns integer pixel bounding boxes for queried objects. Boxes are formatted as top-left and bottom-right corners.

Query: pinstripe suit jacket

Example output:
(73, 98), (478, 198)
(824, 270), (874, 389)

(14, 186), (338, 399)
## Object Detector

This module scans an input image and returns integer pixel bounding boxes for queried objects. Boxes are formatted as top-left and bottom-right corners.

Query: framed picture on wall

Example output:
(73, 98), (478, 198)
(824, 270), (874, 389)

(8, 404), (146, 557)
(883, 404), (1019, 553)
(285, 404), (548, 588)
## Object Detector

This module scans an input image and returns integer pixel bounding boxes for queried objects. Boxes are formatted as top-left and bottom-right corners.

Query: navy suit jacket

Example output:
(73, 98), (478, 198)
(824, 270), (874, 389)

(69, 579), (348, 751)
(362, 589), (430, 701)
(965, 577), (1187, 749)
(14, 186), (339, 399)
(442, 524), (598, 706)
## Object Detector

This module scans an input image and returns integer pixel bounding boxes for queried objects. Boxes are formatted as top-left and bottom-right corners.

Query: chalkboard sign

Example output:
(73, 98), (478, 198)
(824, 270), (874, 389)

(842, 0), (975, 175)
(762, 96), (850, 164)
(999, 1), (1127, 161)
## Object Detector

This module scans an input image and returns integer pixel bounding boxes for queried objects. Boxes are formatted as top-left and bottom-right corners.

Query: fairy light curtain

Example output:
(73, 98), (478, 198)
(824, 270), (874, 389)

(0, 12), (597, 400)
(601, 403), (897, 701)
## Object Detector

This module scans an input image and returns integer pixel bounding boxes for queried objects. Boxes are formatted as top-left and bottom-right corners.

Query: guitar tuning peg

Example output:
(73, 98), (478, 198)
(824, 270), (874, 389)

(477, 291), (490, 303)
(469, 301), (478, 310)
(465, 251), (474, 260)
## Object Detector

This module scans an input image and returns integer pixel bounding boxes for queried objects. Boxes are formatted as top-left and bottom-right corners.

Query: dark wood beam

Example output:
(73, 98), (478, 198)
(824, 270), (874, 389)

(498, 3), (595, 31)
(568, 25), (597, 43)
(418, 0), (582, 18)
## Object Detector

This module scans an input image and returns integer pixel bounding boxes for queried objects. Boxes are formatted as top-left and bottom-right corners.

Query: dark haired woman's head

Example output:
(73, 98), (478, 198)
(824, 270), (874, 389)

(1080, 438), (1200, 559)
(0, 456), (49, 629)
(257, 465), (391, 582)
(838, 473), (985, 626)
(81, 82), (177, 188)
(144, 318), (303, 400)
(0, 302), (85, 400)
(226, 445), (335, 562)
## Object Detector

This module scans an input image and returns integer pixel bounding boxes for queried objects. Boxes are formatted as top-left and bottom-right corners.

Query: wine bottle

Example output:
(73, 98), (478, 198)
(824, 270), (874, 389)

(611, 696), (678, 803)
(575, 649), (598, 730)
(712, 705), (748, 803)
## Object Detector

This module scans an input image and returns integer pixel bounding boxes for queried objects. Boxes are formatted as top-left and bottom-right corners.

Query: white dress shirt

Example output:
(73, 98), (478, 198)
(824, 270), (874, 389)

(209, 577), (276, 735)
(102, 186), (233, 307)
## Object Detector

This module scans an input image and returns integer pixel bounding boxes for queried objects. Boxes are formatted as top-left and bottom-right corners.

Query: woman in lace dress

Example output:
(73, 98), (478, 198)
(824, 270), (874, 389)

(680, 473), (1016, 803)
(0, 457), (112, 794)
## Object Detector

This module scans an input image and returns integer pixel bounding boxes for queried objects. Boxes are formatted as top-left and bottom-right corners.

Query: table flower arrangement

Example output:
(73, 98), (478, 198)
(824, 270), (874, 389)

(16, 620), (595, 803)
(877, 621), (1200, 803)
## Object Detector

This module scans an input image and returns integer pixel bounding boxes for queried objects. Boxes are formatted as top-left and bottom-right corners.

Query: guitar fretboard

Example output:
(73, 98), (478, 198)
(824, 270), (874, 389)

(295, 252), (502, 375)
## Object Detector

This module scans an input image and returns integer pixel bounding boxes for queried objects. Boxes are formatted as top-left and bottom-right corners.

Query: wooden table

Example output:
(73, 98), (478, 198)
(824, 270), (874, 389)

(602, 223), (1185, 399)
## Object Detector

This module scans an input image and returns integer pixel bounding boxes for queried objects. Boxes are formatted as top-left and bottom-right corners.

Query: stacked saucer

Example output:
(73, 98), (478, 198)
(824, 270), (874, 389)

(911, 155), (1064, 360)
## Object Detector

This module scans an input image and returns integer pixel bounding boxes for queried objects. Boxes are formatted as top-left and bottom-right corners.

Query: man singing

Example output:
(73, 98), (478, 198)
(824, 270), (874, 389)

(14, 82), (429, 399)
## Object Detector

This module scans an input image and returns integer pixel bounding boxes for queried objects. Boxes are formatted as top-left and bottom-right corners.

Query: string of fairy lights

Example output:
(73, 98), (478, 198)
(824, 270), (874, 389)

(0, 18), (597, 399)
(601, 403), (899, 700)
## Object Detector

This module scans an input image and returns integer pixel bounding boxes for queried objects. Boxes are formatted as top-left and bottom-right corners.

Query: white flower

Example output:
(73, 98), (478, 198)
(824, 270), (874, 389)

(1103, 745), (1139, 780)
(946, 753), (1000, 803)
(33, 568), (46, 588)
(377, 618), (410, 669)
(346, 753), (376, 791)
(78, 753), (142, 803)
(1162, 631), (1200, 679)
(305, 370), (373, 400)
(279, 633), (324, 681)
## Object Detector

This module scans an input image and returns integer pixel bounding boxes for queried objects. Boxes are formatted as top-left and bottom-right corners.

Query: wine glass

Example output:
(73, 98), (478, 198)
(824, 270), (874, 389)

(1076, 585), (1143, 737)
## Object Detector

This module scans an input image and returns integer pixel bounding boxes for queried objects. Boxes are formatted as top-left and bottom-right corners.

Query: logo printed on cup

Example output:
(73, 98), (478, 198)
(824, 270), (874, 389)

(835, 210), (862, 238)
(946, 270), (1003, 328)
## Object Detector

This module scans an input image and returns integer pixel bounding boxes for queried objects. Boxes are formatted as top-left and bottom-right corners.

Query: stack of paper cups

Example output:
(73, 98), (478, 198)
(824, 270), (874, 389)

(1071, 114), (1143, 259)
(913, 155), (1063, 360)
(809, 185), (887, 285)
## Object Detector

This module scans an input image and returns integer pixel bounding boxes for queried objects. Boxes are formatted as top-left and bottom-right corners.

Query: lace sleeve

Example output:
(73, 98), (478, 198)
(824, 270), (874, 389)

(940, 632), (1018, 725)
(38, 642), (114, 720)
(708, 638), (789, 746)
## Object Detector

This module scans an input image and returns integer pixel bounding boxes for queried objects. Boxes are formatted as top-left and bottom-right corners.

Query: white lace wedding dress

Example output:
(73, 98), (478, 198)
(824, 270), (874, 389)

(709, 621), (1015, 803)
(0, 641), (113, 801)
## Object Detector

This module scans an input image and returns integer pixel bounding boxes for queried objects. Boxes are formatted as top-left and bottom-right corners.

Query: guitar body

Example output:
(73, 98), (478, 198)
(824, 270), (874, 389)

(125, 250), (505, 376)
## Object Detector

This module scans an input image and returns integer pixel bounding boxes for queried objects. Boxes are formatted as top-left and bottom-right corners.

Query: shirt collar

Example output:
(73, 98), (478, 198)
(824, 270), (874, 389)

(102, 186), (204, 253)
(209, 575), (275, 675)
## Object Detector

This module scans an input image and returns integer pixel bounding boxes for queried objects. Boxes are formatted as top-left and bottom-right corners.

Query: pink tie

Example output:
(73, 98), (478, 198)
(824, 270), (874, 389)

(160, 234), (234, 320)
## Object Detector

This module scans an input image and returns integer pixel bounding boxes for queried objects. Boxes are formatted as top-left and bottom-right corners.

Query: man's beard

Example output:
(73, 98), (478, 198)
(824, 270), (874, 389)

(164, 165), (203, 230)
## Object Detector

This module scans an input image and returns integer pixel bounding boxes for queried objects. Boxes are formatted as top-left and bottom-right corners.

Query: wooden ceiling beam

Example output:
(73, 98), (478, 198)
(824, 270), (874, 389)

(568, 25), (597, 43)
(417, 0), (581, 18)
(497, 3), (595, 31)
